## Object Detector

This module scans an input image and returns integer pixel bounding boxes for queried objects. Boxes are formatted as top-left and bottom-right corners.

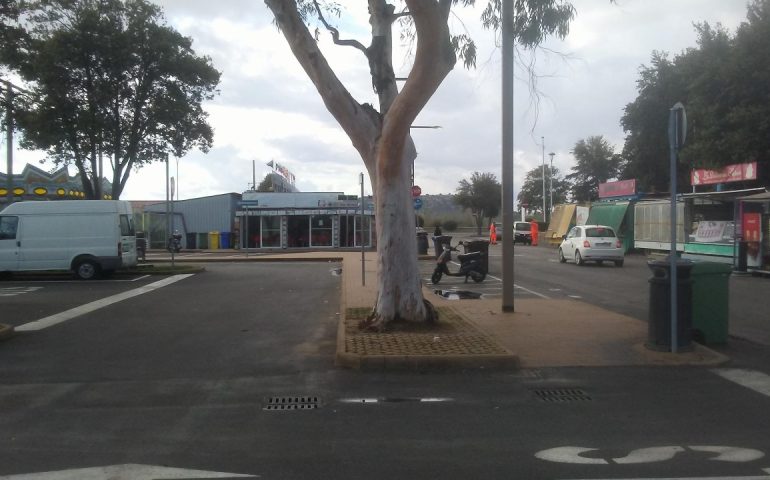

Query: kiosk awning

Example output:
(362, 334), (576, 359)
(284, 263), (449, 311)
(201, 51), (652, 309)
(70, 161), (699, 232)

(545, 204), (576, 244)
(586, 202), (630, 234)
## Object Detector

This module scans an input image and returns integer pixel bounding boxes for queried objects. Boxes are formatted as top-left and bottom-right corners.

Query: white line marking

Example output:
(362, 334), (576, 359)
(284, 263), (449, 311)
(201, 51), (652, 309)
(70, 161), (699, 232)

(713, 369), (770, 398)
(514, 284), (550, 299)
(568, 295), (583, 299)
(15, 274), (194, 332)
(612, 446), (685, 464)
(130, 274), (151, 282)
(535, 447), (608, 464)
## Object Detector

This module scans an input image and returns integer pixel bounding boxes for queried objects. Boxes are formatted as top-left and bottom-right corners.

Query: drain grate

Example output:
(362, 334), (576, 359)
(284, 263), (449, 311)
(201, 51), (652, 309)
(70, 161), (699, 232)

(263, 396), (321, 411)
(532, 388), (591, 403)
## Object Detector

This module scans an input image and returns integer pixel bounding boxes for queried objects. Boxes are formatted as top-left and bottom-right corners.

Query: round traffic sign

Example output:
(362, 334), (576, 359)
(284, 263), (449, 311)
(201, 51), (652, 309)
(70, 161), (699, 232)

(413, 198), (423, 210)
(411, 185), (422, 198)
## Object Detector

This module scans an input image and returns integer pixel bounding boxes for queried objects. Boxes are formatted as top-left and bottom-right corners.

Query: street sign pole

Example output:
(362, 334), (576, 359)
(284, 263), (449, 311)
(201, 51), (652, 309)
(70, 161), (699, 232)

(668, 102), (686, 353)
(501, 0), (514, 312)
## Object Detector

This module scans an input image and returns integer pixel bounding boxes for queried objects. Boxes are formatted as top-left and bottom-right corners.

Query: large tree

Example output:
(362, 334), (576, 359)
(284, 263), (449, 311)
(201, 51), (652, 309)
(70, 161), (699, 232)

(265, 0), (577, 329)
(517, 164), (570, 216)
(567, 135), (621, 203)
(2, 0), (220, 199)
(621, 0), (770, 191)
(455, 172), (501, 236)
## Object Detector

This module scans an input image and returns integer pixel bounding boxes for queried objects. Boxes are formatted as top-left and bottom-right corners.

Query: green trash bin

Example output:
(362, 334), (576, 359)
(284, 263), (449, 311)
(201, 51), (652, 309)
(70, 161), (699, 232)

(691, 262), (732, 345)
(197, 232), (208, 250)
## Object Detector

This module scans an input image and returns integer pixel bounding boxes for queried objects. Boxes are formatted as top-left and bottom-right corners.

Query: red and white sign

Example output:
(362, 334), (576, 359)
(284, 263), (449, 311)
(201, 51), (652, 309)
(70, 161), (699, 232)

(411, 185), (422, 198)
(743, 212), (761, 242)
(598, 179), (636, 198)
(691, 162), (757, 186)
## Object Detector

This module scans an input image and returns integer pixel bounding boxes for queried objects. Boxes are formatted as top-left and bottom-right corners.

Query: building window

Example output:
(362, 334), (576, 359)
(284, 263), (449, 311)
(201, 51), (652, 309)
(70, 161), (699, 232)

(262, 216), (281, 247)
(311, 215), (332, 247)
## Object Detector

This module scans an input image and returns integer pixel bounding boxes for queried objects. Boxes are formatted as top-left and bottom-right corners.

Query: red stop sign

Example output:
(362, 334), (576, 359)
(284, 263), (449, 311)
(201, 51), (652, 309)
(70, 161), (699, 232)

(411, 185), (422, 198)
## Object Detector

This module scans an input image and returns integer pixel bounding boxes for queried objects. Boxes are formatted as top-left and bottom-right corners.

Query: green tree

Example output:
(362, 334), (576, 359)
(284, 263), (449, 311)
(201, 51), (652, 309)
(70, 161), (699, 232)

(265, 0), (578, 329)
(517, 165), (570, 216)
(2, 0), (221, 199)
(621, 0), (770, 191)
(567, 136), (621, 202)
(620, 52), (687, 193)
(256, 174), (274, 192)
(455, 172), (502, 235)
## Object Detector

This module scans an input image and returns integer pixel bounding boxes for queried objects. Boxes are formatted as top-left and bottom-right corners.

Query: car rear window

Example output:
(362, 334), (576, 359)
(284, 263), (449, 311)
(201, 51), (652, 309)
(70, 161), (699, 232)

(586, 227), (615, 238)
(516, 223), (531, 231)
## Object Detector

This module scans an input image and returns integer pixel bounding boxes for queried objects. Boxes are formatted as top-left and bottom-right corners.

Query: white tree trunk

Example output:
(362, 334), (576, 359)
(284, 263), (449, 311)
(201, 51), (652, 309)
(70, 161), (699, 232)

(371, 138), (426, 326)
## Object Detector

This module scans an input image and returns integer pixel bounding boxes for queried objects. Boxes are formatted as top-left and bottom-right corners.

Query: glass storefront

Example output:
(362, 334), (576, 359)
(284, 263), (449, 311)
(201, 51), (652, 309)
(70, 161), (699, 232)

(311, 215), (333, 247)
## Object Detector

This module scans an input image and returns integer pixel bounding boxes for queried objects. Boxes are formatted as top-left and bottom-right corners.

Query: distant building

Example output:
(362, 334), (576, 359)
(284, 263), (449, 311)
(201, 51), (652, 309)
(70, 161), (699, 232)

(0, 164), (112, 207)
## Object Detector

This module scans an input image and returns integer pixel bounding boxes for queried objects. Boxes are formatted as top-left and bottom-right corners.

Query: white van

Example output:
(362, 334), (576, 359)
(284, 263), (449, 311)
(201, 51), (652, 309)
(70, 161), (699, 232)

(0, 200), (138, 279)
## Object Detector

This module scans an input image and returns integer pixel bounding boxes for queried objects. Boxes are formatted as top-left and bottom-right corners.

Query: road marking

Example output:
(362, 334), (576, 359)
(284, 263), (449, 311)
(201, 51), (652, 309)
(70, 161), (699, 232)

(689, 446), (765, 462)
(0, 464), (257, 479)
(612, 446), (685, 464)
(537, 446), (765, 465)
(713, 369), (770, 398)
(568, 295), (583, 299)
(15, 274), (194, 332)
(338, 397), (454, 404)
(562, 475), (770, 480)
(0, 286), (42, 297)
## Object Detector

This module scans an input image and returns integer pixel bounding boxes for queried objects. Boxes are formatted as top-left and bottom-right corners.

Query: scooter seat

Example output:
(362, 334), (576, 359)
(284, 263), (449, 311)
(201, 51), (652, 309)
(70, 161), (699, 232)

(457, 251), (481, 262)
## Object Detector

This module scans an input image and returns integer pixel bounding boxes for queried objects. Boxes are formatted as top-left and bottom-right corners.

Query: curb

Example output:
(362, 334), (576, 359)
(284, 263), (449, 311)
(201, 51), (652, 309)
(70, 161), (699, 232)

(335, 307), (520, 372)
(0, 323), (15, 341)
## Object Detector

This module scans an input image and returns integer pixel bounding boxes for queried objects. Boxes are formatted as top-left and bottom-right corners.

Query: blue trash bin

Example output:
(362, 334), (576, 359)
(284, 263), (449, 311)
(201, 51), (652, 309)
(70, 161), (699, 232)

(220, 231), (231, 249)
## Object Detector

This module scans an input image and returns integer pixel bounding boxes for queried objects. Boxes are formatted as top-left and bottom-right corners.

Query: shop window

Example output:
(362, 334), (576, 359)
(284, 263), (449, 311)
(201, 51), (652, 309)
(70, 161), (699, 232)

(688, 199), (734, 244)
(311, 215), (332, 247)
(262, 216), (281, 247)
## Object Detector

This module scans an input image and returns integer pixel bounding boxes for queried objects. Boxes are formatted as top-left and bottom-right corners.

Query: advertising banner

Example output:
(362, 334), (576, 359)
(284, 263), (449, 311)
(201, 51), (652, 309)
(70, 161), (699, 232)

(743, 212), (762, 268)
(576, 206), (589, 226)
(598, 179), (636, 198)
(691, 162), (757, 186)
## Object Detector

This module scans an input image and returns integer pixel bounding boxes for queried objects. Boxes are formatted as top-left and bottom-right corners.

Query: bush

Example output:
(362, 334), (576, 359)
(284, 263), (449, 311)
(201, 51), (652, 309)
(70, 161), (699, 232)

(443, 219), (458, 231)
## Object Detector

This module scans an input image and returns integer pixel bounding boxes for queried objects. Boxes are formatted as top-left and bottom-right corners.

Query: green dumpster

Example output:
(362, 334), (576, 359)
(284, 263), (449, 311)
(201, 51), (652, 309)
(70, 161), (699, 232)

(197, 232), (208, 249)
(691, 262), (732, 345)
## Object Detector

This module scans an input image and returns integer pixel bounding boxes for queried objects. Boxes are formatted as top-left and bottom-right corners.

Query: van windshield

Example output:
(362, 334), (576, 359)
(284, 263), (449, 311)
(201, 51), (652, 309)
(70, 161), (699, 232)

(516, 223), (531, 232)
(120, 215), (135, 236)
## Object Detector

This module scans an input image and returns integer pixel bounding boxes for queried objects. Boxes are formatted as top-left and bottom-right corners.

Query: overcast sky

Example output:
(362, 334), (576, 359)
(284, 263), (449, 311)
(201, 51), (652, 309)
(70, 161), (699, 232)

(8, 0), (749, 201)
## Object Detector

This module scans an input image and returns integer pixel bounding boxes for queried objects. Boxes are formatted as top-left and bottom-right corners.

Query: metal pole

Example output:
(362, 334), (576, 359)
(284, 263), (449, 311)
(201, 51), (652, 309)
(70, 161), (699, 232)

(5, 82), (13, 205)
(360, 172), (365, 287)
(668, 103), (686, 354)
(165, 155), (170, 259)
(501, 0), (514, 312)
(549, 152), (555, 217)
(541, 136), (546, 221)
(170, 175), (175, 268)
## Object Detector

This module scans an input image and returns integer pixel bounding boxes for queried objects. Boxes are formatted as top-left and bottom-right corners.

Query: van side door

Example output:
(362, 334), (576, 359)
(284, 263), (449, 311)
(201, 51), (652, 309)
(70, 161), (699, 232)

(0, 215), (20, 271)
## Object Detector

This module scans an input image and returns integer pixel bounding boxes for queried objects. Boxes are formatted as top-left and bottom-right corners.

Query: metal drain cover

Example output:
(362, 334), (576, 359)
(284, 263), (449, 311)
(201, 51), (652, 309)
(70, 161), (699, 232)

(263, 396), (321, 411)
(533, 388), (591, 403)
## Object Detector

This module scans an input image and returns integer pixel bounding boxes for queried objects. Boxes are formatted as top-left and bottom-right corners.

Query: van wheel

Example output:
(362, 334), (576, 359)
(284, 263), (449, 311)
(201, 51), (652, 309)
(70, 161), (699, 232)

(74, 259), (100, 280)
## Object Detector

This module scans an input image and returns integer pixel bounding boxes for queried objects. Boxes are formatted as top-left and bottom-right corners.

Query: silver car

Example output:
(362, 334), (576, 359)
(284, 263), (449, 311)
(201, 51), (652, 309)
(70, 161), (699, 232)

(558, 225), (624, 267)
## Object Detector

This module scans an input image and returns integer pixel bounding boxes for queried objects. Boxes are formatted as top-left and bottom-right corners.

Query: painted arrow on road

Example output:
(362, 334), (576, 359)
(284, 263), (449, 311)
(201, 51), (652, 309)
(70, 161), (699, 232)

(0, 464), (258, 480)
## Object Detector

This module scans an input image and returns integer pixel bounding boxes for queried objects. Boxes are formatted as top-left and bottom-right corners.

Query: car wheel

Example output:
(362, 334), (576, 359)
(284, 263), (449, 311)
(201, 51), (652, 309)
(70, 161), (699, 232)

(74, 259), (100, 280)
(575, 250), (584, 266)
(558, 248), (566, 263)
(615, 259), (624, 267)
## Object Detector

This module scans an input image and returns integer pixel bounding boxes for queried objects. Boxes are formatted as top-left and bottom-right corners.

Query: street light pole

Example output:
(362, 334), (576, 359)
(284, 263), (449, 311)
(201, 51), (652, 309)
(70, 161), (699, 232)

(549, 152), (555, 218)
(541, 136), (546, 222)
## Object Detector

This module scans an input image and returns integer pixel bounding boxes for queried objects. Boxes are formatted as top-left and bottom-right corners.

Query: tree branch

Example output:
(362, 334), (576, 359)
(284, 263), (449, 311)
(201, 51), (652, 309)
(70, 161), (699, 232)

(265, 0), (379, 164)
(311, 0), (368, 55)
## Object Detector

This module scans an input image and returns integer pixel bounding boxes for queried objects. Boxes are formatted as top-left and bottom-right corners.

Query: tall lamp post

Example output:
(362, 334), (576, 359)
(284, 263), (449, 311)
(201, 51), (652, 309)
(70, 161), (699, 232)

(548, 152), (555, 219)
(541, 136), (546, 221)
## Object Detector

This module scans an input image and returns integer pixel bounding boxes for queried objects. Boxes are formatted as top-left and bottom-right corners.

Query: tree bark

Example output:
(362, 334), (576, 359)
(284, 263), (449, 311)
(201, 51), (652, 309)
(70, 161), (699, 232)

(266, 0), (455, 328)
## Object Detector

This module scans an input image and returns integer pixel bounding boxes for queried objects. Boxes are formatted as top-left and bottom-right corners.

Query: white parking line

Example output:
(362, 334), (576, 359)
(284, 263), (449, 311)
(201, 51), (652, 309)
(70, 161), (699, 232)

(713, 369), (770, 398)
(15, 274), (194, 332)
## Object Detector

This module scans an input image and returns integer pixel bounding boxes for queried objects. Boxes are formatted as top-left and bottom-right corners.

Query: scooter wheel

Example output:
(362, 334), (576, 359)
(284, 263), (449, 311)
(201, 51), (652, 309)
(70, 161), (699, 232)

(471, 271), (486, 283)
(431, 271), (442, 284)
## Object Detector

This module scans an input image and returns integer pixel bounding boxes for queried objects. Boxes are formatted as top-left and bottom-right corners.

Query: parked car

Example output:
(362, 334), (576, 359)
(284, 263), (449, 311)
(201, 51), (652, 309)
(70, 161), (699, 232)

(513, 221), (532, 245)
(558, 224), (624, 267)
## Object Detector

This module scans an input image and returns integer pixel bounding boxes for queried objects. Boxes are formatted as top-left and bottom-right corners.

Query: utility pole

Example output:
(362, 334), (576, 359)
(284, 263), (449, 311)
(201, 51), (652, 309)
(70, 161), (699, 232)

(501, 0), (514, 312)
(541, 137), (546, 221)
(4, 81), (13, 205)
(549, 152), (555, 218)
